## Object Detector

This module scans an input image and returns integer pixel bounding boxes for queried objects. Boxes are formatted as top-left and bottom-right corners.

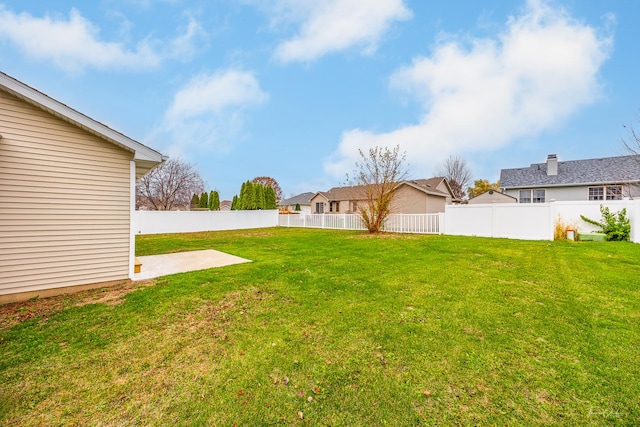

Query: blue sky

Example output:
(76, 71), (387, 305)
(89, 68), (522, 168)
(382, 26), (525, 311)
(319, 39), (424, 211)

(1, 0), (638, 199)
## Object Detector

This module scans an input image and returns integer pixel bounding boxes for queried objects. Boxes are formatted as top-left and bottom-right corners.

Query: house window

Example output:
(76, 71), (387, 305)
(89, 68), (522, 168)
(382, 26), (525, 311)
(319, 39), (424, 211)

(589, 186), (622, 201)
(533, 190), (545, 203)
(519, 190), (531, 203)
(335, 201), (339, 213)
(329, 201), (339, 212)
(315, 202), (324, 213)
(588, 187), (604, 200)
(606, 186), (622, 200)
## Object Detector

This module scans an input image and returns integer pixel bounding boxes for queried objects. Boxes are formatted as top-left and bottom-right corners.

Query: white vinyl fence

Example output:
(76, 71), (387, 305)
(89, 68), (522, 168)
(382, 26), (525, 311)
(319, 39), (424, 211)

(444, 200), (640, 243)
(278, 213), (442, 234)
(134, 210), (278, 235)
(134, 201), (640, 243)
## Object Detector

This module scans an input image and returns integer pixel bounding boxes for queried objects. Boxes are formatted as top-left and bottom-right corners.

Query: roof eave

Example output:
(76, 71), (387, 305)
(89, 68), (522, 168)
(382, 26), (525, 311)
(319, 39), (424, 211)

(399, 180), (450, 198)
(0, 72), (166, 171)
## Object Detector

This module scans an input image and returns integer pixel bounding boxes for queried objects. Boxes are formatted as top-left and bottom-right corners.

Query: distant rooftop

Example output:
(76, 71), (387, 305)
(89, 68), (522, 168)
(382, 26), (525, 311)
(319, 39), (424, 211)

(279, 192), (315, 206)
(315, 177), (452, 201)
(500, 154), (640, 189)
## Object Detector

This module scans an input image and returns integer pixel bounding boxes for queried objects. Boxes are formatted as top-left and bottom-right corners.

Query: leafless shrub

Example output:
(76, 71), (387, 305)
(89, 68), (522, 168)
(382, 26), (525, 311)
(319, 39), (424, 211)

(136, 158), (205, 210)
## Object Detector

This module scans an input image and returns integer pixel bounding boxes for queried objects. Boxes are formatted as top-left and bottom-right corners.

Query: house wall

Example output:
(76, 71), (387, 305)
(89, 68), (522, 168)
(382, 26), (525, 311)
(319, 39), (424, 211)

(434, 180), (454, 204)
(312, 198), (358, 214)
(392, 185), (426, 213)
(0, 90), (133, 297)
(426, 194), (446, 213)
(312, 186), (449, 215)
(505, 184), (640, 202)
(392, 185), (446, 214)
(468, 191), (517, 204)
(504, 186), (586, 201)
(327, 200), (340, 213)
(309, 194), (326, 214)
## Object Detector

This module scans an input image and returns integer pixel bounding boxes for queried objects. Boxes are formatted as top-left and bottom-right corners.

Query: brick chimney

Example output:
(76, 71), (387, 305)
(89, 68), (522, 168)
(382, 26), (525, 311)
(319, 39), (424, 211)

(546, 154), (558, 176)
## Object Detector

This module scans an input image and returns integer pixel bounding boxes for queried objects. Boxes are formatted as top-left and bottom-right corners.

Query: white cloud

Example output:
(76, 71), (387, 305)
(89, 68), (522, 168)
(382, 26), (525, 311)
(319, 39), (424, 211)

(269, 0), (412, 63)
(0, 5), (204, 71)
(324, 0), (613, 178)
(166, 69), (267, 121)
(158, 69), (268, 155)
(168, 17), (206, 61)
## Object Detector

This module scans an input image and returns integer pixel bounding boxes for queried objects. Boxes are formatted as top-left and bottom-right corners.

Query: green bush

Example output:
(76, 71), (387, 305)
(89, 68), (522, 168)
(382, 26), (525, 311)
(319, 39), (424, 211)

(190, 193), (199, 209)
(209, 190), (220, 210)
(580, 205), (631, 241)
(198, 192), (208, 209)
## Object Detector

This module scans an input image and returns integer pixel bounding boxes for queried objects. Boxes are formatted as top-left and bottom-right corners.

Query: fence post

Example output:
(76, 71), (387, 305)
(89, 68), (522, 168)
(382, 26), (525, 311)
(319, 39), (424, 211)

(548, 201), (556, 241)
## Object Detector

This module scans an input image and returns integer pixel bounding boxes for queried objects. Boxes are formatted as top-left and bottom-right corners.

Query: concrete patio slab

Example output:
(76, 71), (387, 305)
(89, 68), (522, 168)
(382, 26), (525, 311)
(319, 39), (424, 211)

(133, 249), (251, 281)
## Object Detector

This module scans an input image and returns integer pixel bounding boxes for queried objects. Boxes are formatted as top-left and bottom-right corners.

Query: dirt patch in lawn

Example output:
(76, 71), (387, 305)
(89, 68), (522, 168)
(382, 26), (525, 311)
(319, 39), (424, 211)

(0, 280), (156, 330)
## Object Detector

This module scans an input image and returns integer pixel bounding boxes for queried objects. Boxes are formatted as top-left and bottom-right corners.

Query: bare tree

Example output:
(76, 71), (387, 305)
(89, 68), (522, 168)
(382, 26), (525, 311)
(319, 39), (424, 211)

(347, 145), (408, 233)
(621, 113), (640, 198)
(623, 111), (640, 155)
(438, 155), (471, 200)
(136, 159), (205, 210)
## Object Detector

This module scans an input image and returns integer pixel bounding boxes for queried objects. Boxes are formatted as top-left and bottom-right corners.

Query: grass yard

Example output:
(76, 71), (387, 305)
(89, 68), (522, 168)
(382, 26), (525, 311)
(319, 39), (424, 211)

(1, 228), (639, 425)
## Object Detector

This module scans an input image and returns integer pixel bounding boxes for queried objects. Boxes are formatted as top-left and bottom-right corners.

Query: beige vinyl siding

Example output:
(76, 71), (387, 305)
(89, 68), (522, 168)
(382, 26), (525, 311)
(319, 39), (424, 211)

(309, 195), (327, 214)
(391, 185), (447, 214)
(392, 185), (428, 214)
(0, 90), (133, 296)
(425, 195), (446, 213)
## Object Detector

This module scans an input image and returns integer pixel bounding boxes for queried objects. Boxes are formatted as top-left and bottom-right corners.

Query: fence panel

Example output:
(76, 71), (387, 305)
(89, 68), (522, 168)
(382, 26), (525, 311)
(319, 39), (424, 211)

(383, 214), (441, 234)
(444, 200), (640, 242)
(136, 201), (639, 242)
(134, 210), (279, 235)
(278, 213), (440, 234)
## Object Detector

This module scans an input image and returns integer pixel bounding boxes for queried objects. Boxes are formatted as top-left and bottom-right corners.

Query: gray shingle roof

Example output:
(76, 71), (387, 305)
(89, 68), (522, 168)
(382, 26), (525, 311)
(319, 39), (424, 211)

(279, 192), (315, 206)
(500, 155), (640, 189)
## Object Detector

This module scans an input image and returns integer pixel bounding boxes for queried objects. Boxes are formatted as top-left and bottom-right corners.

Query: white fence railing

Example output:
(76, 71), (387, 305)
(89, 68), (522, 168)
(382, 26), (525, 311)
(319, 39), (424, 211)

(384, 213), (442, 234)
(278, 213), (442, 234)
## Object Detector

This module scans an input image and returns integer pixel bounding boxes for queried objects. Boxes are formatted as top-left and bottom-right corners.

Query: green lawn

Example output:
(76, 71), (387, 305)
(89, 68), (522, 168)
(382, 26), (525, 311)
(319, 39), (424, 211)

(1, 228), (639, 425)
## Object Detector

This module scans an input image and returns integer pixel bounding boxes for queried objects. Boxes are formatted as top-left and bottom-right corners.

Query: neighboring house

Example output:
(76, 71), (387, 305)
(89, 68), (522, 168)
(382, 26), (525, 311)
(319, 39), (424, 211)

(310, 178), (457, 214)
(0, 71), (165, 303)
(220, 200), (232, 211)
(279, 192), (314, 214)
(467, 190), (517, 204)
(500, 154), (640, 203)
